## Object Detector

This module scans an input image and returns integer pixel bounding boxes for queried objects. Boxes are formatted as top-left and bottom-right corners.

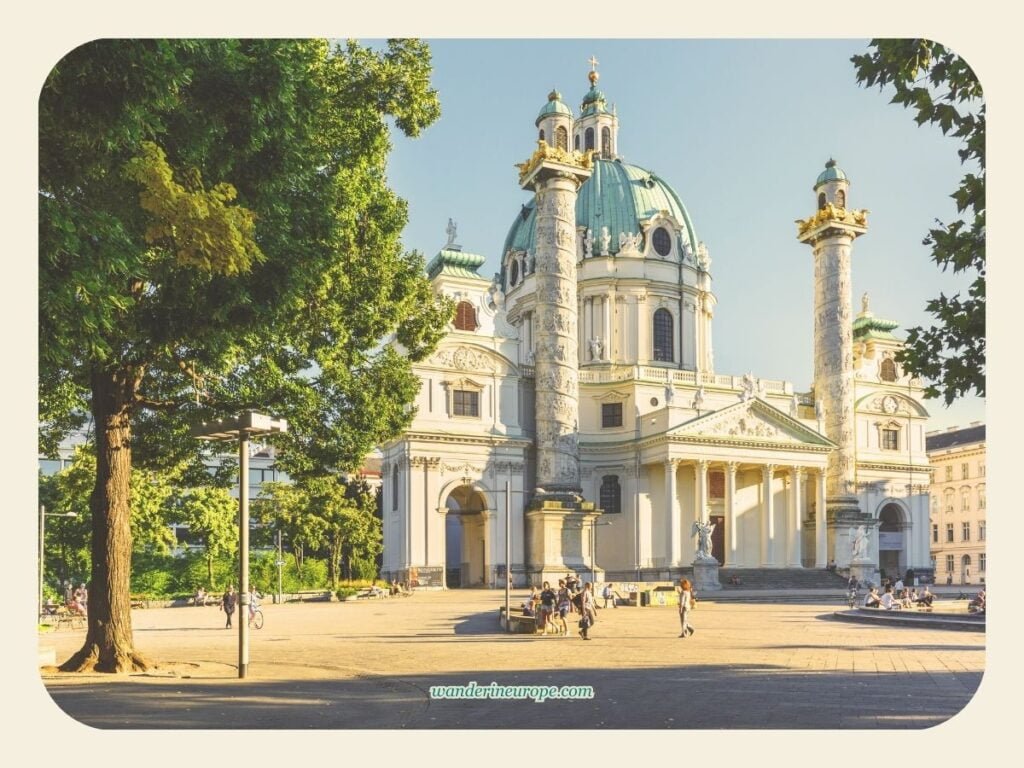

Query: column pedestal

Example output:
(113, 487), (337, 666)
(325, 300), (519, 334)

(692, 559), (722, 592)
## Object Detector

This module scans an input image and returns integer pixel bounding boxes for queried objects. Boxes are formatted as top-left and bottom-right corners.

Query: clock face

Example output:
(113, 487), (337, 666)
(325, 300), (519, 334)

(882, 396), (898, 414)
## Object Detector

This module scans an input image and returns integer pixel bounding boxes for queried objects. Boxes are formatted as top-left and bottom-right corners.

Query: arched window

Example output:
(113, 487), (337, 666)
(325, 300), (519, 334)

(880, 357), (898, 382)
(653, 308), (674, 362)
(585, 127), (594, 151)
(817, 192), (826, 209)
(454, 301), (477, 331)
(601, 126), (611, 156)
(599, 475), (621, 514)
(509, 259), (519, 287)
(574, 134), (580, 151)
(391, 465), (399, 511)
(555, 125), (568, 151)
(836, 189), (846, 207)
(539, 128), (546, 143)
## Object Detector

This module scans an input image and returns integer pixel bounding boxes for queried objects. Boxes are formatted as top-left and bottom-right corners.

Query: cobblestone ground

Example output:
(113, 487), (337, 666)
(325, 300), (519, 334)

(38, 590), (985, 730)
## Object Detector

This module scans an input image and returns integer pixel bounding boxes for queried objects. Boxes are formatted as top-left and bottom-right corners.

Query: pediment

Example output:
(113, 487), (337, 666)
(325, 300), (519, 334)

(855, 391), (929, 418)
(670, 398), (835, 447)
(423, 344), (514, 375)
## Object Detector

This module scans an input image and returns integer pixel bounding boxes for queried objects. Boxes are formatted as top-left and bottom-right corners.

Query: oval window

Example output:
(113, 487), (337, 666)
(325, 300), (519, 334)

(652, 227), (672, 257)
(509, 259), (520, 287)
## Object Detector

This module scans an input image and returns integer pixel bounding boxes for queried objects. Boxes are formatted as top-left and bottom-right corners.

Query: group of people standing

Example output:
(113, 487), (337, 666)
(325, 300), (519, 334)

(522, 575), (599, 639)
(220, 585), (261, 628)
(64, 581), (88, 616)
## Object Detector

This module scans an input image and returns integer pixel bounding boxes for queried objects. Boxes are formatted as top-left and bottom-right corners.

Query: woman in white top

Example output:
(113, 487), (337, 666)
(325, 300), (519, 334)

(676, 578), (695, 637)
(579, 583), (596, 640)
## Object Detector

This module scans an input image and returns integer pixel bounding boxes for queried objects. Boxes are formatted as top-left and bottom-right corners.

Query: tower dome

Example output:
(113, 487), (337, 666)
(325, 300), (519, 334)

(502, 157), (699, 261)
(814, 158), (848, 189)
(536, 89), (572, 124)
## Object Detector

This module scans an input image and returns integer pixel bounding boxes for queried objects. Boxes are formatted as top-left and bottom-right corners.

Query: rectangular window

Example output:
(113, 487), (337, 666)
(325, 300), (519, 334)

(932, 524), (939, 544)
(945, 466), (953, 482)
(961, 462), (969, 480)
(961, 522), (970, 541)
(881, 429), (899, 450)
(979, 462), (985, 477)
(980, 553), (986, 572)
(978, 520), (986, 541)
(38, 459), (62, 476)
(601, 402), (623, 428)
(453, 390), (480, 417)
(946, 523), (954, 543)
(961, 491), (970, 512)
(946, 554), (955, 573)
(978, 488), (986, 509)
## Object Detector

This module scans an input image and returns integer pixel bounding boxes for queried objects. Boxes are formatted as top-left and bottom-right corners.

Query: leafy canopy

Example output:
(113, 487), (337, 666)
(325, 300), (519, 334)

(852, 40), (985, 405)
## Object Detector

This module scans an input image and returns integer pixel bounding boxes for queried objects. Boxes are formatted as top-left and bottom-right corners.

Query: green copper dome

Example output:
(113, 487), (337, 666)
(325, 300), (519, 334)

(814, 158), (848, 189)
(580, 85), (610, 116)
(536, 89), (572, 124)
(502, 158), (699, 260)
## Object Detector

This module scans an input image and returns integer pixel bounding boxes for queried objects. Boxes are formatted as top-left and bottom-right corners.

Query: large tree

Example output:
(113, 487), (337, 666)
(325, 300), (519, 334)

(39, 39), (450, 672)
(852, 40), (985, 405)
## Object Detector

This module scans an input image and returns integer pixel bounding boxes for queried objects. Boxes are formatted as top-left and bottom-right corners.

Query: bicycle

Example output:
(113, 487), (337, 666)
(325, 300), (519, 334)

(248, 608), (264, 630)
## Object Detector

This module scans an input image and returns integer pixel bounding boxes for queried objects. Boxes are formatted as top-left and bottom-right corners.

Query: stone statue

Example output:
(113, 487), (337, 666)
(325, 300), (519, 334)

(665, 373), (676, 404)
(618, 231), (628, 249)
(589, 336), (604, 361)
(600, 226), (611, 255)
(524, 349), (535, 365)
(583, 228), (594, 258)
(681, 240), (693, 264)
(693, 520), (716, 561)
(790, 393), (800, 417)
(861, 292), (870, 314)
(850, 525), (869, 561)
(740, 372), (757, 401)
(488, 277), (505, 310)
(692, 386), (705, 411)
(697, 242), (711, 271)
(525, 251), (534, 274)
(445, 218), (457, 248)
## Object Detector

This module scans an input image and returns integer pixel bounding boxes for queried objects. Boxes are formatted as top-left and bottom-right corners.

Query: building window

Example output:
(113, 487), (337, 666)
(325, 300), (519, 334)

(931, 524), (938, 544)
(961, 522), (970, 541)
(881, 428), (899, 451)
(391, 465), (399, 511)
(945, 554), (954, 573)
(979, 520), (986, 541)
(979, 462), (985, 477)
(817, 192), (826, 209)
(980, 553), (986, 573)
(454, 301), (478, 331)
(930, 496), (938, 516)
(960, 487), (970, 512)
(944, 489), (954, 513)
(945, 466), (952, 482)
(555, 125), (568, 151)
(653, 308), (674, 362)
(599, 475), (621, 514)
(539, 128), (545, 143)
(652, 227), (672, 257)
(509, 259), (519, 287)
(946, 523), (954, 543)
(601, 126), (611, 156)
(978, 485), (985, 509)
(961, 462), (969, 480)
(880, 358), (898, 382)
(453, 390), (480, 418)
(709, 471), (725, 499)
(601, 402), (623, 428)
(574, 134), (580, 151)
(585, 127), (594, 151)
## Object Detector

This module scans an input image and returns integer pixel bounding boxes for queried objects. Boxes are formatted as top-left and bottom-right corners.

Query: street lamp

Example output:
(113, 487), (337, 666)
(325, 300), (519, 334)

(38, 505), (78, 618)
(192, 410), (288, 678)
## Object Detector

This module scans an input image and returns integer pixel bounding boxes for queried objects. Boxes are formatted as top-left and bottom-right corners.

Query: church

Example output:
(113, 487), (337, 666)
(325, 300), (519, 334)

(380, 65), (933, 590)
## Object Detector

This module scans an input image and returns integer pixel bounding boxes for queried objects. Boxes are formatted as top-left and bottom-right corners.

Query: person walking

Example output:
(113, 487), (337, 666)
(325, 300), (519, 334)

(676, 578), (695, 637)
(222, 585), (237, 629)
(579, 582), (596, 640)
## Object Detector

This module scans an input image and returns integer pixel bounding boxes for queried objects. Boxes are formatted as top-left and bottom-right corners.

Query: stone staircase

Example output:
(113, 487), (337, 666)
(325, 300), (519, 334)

(716, 568), (849, 591)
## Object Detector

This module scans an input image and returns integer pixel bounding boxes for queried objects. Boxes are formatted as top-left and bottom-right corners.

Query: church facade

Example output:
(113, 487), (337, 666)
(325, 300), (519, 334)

(381, 68), (932, 589)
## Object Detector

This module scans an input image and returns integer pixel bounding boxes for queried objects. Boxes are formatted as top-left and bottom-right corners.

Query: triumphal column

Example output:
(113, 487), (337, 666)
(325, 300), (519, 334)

(517, 139), (601, 586)
(797, 159), (876, 581)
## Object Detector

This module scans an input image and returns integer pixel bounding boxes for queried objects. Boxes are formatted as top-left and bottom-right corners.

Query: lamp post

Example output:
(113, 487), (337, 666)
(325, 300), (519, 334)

(192, 410), (288, 678)
(38, 505), (77, 618)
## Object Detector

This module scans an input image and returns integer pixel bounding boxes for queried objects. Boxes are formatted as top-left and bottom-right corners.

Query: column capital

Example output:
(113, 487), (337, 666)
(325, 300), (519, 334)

(665, 457), (680, 469)
(763, 463), (776, 476)
(793, 466), (806, 479)
(725, 461), (739, 475)
(696, 458), (709, 470)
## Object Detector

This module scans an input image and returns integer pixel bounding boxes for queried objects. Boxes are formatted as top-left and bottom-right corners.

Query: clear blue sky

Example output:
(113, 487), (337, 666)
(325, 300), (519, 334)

(381, 38), (984, 432)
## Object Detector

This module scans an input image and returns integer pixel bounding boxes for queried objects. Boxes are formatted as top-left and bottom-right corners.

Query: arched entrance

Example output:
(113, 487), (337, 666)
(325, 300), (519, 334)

(961, 554), (972, 585)
(443, 484), (490, 588)
(877, 503), (907, 581)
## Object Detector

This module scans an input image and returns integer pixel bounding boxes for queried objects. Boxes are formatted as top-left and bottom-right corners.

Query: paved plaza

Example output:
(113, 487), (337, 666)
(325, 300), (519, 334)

(38, 590), (984, 730)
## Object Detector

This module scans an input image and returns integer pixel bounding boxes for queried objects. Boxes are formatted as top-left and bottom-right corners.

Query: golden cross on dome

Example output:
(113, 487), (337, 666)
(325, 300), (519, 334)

(588, 55), (599, 72)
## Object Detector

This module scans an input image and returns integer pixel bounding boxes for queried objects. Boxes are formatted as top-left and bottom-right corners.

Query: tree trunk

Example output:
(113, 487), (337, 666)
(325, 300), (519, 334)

(60, 365), (150, 673)
(329, 537), (342, 589)
(207, 553), (214, 589)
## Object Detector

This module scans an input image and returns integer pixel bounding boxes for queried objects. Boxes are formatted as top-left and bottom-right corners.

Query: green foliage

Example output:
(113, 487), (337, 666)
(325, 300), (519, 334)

(852, 40), (985, 405)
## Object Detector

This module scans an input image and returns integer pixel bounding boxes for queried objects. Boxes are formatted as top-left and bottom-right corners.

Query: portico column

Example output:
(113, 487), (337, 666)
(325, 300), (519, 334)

(788, 467), (804, 567)
(602, 296), (611, 361)
(762, 464), (776, 566)
(815, 470), (828, 568)
(666, 459), (680, 565)
(695, 460), (709, 526)
(726, 461), (738, 566)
